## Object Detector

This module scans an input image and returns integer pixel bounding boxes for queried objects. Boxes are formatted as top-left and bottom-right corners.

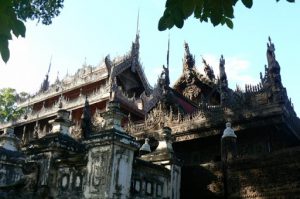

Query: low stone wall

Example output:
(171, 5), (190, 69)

(227, 146), (300, 198)
(131, 158), (171, 199)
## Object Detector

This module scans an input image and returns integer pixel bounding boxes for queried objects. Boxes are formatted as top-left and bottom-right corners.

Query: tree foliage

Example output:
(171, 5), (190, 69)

(0, 88), (28, 123)
(0, 0), (64, 63)
(158, 0), (295, 31)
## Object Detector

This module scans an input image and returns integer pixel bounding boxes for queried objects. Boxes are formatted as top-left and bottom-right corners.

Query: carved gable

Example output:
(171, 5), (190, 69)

(173, 43), (220, 106)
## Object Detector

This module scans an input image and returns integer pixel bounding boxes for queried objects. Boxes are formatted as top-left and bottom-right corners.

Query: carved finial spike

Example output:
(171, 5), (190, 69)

(47, 55), (52, 75)
(136, 8), (140, 37)
(167, 32), (170, 69)
(84, 57), (87, 66)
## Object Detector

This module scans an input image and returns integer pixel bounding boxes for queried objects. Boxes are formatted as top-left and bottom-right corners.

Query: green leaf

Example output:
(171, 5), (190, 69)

(12, 20), (26, 38)
(0, 15), (12, 39)
(158, 16), (167, 31)
(232, 0), (239, 5)
(225, 18), (234, 29)
(220, 16), (226, 25)
(174, 16), (184, 28)
(0, 36), (10, 62)
(210, 0), (223, 26)
(158, 16), (168, 31)
(241, 0), (253, 8)
(223, 0), (234, 18)
(166, 0), (177, 7)
(158, 9), (175, 31)
(200, 0), (209, 22)
(182, 0), (195, 19)
(194, 0), (204, 18)
(0, 46), (9, 63)
(171, 7), (184, 28)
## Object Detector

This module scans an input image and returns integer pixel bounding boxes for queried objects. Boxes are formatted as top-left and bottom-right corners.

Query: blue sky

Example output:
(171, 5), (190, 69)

(0, 0), (299, 115)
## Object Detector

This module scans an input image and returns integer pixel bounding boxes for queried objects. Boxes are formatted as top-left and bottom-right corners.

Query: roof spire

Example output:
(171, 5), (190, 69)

(83, 57), (87, 66)
(167, 32), (170, 69)
(40, 56), (52, 92)
(265, 37), (282, 88)
(47, 55), (52, 76)
(202, 56), (215, 80)
(136, 8), (140, 37)
(183, 42), (195, 70)
(55, 71), (60, 84)
(131, 8), (140, 72)
(219, 55), (228, 88)
(134, 8), (140, 51)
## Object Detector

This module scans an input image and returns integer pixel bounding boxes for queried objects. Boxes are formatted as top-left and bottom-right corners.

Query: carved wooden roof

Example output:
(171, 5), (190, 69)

(173, 42), (220, 106)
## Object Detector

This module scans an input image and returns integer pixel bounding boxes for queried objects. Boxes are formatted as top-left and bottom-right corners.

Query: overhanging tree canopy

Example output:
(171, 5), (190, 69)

(158, 0), (295, 31)
(0, 0), (64, 63)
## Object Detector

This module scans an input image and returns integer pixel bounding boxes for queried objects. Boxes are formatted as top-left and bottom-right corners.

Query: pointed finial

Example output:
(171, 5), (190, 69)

(184, 41), (190, 55)
(167, 32), (170, 69)
(48, 55), (52, 75)
(39, 56), (52, 92)
(136, 8), (140, 36)
(201, 56), (207, 65)
(267, 36), (275, 52)
(220, 54), (225, 65)
(183, 41), (195, 70)
(84, 57), (87, 66)
(55, 71), (60, 84)
(202, 57), (215, 80)
(58, 93), (63, 109)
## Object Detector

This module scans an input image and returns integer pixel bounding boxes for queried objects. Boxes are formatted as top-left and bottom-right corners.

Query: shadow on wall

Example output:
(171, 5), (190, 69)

(180, 165), (223, 199)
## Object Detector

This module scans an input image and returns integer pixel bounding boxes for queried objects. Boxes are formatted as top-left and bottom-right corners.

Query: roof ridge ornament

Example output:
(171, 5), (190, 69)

(130, 10), (140, 73)
(39, 56), (52, 92)
(219, 54), (228, 88)
(183, 42), (195, 71)
(202, 56), (215, 80)
(266, 36), (277, 67)
(167, 32), (170, 69)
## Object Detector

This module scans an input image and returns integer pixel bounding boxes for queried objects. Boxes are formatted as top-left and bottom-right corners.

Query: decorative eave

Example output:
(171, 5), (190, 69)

(127, 99), (300, 143)
(105, 55), (152, 96)
(83, 129), (140, 150)
(173, 69), (217, 90)
(24, 132), (86, 154)
(18, 64), (108, 108)
(105, 37), (152, 97)
(173, 42), (218, 94)
(114, 88), (145, 117)
(141, 83), (164, 114)
(0, 85), (110, 129)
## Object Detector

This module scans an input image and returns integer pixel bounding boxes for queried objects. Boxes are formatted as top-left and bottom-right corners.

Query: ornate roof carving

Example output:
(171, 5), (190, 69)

(18, 64), (108, 107)
(1, 83), (110, 129)
(104, 35), (152, 100)
(202, 58), (215, 81)
(174, 42), (219, 104)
